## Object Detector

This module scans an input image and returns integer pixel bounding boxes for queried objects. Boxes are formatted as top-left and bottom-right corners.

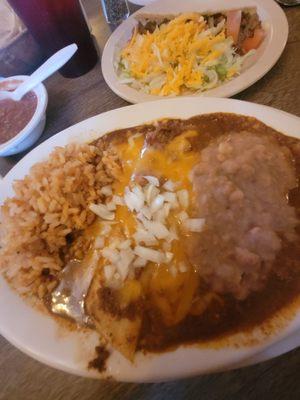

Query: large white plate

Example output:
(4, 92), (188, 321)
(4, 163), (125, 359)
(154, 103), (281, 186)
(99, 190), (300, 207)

(0, 97), (300, 382)
(102, 0), (288, 104)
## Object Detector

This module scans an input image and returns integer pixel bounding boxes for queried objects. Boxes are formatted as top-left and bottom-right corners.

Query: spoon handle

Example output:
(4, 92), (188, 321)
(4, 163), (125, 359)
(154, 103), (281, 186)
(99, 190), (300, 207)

(12, 44), (78, 101)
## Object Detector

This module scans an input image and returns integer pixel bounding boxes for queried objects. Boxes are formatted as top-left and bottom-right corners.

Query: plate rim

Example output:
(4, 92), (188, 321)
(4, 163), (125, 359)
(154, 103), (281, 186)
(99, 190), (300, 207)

(101, 0), (288, 104)
(1, 97), (300, 382)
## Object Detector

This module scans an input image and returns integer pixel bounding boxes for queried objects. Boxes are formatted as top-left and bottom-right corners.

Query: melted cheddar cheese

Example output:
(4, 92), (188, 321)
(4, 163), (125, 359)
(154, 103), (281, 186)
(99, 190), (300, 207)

(100, 129), (201, 325)
(120, 13), (227, 96)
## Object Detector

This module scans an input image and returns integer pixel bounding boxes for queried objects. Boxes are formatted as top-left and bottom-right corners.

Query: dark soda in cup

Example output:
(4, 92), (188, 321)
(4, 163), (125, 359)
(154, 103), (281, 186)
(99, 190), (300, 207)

(7, 0), (98, 78)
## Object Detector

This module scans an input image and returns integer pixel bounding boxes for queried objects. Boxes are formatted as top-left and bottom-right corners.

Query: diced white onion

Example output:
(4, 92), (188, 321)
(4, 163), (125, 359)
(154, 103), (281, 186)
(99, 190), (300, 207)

(112, 195), (124, 206)
(142, 219), (170, 240)
(145, 184), (159, 205)
(118, 239), (131, 249)
(133, 184), (144, 199)
(163, 180), (175, 191)
(183, 218), (205, 232)
(124, 187), (144, 212)
(114, 272), (121, 280)
(117, 249), (135, 280)
(108, 239), (121, 249)
(150, 194), (165, 212)
(124, 188), (136, 212)
(133, 256), (148, 268)
(140, 206), (152, 220)
(134, 246), (165, 263)
(177, 189), (189, 209)
(120, 249), (135, 265)
(104, 265), (115, 281)
(166, 226), (178, 243)
(100, 185), (112, 196)
(143, 175), (160, 187)
(106, 201), (116, 211)
(165, 252), (173, 263)
(101, 223), (112, 235)
(152, 208), (166, 223)
(133, 228), (158, 245)
(102, 247), (119, 263)
(94, 237), (105, 249)
(177, 210), (188, 222)
(169, 264), (177, 277)
(178, 262), (187, 273)
(162, 241), (171, 252)
(89, 203), (115, 220)
(163, 192), (179, 209)
(163, 203), (171, 217)
(98, 177), (195, 283)
(163, 192), (177, 203)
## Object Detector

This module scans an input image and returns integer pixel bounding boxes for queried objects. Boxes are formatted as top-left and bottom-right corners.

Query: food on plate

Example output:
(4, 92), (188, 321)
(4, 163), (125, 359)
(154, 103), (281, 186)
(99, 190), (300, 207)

(0, 80), (37, 144)
(1, 113), (300, 365)
(189, 132), (297, 300)
(116, 9), (265, 96)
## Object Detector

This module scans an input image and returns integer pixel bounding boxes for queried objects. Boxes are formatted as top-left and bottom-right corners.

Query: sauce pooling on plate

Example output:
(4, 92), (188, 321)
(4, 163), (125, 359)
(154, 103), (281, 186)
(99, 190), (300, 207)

(0, 80), (37, 144)
(48, 114), (300, 360)
(1, 111), (300, 365)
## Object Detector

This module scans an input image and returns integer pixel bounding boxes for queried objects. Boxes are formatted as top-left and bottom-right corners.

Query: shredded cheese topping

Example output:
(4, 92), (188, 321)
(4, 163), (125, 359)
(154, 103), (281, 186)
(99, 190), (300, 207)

(117, 12), (253, 96)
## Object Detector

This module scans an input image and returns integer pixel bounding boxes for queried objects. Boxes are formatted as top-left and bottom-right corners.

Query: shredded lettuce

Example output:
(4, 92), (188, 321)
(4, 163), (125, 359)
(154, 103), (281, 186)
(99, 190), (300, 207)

(215, 65), (227, 81)
(116, 14), (256, 96)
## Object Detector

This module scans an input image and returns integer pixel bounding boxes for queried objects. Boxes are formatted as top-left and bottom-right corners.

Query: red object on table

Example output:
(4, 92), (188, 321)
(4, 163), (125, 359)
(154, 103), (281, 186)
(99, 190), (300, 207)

(7, 0), (98, 78)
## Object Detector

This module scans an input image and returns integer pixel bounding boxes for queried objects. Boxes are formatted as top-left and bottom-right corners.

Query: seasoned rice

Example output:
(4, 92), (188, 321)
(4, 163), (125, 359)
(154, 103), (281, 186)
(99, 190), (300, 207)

(0, 141), (121, 299)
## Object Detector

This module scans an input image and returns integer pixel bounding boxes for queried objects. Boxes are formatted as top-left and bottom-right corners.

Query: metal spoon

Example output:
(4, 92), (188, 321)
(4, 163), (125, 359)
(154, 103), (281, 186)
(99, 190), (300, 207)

(0, 43), (78, 102)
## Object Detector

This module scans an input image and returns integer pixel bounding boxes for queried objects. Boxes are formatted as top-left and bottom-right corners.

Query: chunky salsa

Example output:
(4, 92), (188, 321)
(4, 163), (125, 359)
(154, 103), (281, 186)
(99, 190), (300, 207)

(0, 80), (37, 145)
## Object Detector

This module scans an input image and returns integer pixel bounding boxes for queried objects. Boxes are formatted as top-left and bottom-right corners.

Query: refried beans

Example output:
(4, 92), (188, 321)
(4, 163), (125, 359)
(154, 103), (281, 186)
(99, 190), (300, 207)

(0, 80), (37, 144)
(189, 131), (297, 300)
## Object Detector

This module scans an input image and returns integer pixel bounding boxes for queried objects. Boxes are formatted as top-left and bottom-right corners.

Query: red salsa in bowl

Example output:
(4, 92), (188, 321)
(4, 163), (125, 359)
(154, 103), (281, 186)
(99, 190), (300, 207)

(0, 80), (38, 145)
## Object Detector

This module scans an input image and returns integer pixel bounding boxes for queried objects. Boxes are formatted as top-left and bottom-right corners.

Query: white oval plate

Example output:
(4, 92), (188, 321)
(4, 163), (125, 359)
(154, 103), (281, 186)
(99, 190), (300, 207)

(0, 97), (300, 382)
(102, 0), (288, 104)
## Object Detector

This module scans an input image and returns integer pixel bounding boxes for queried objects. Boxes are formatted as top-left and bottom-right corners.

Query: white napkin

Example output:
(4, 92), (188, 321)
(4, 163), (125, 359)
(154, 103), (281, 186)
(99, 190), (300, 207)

(0, 0), (24, 49)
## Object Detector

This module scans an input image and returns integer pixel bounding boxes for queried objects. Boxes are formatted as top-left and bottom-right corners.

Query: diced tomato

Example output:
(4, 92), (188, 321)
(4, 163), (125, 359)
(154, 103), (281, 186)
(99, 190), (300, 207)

(242, 28), (265, 53)
(226, 10), (242, 44)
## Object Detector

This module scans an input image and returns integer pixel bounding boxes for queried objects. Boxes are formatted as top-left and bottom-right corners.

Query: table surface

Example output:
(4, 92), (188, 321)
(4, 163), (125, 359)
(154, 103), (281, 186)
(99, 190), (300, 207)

(1, 1), (300, 399)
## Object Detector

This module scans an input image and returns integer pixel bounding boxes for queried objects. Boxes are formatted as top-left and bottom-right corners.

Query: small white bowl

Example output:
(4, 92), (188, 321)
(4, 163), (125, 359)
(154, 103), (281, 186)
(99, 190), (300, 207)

(0, 75), (48, 157)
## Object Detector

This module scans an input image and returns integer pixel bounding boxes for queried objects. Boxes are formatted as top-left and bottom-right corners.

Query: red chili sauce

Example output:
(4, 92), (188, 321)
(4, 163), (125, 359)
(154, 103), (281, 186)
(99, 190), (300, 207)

(0, 80), (38, 145)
